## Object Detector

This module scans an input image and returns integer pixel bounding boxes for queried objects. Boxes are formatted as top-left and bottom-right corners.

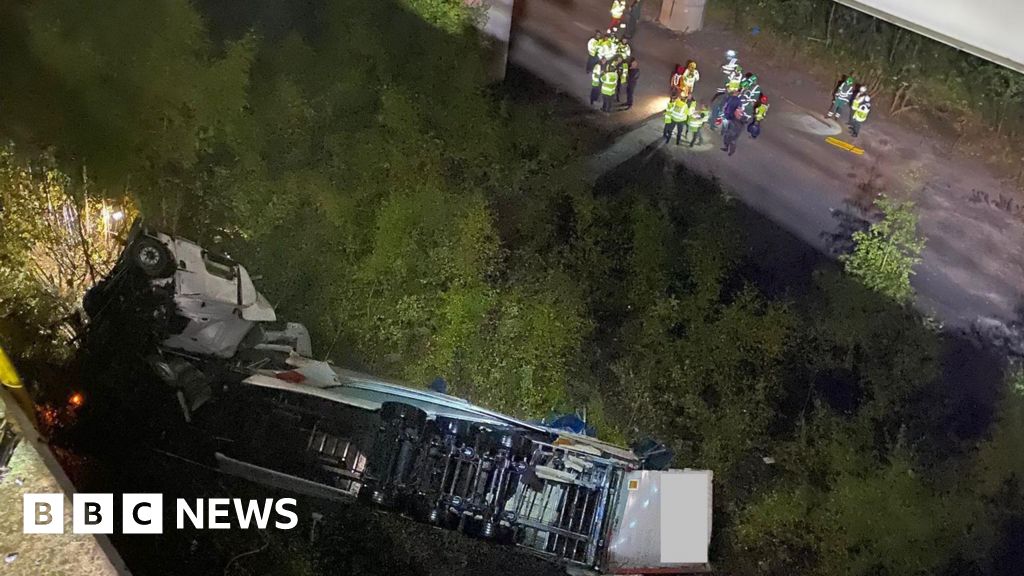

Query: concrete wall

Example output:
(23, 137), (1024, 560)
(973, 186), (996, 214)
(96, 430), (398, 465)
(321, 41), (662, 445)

(466, 0), (516, 80)
(834, 0), (1024, 74)
(659, 0), (707, 34)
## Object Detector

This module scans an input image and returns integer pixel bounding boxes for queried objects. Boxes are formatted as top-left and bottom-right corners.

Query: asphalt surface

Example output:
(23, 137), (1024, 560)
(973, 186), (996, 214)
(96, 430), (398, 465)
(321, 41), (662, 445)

(510, 0), (1024, 329)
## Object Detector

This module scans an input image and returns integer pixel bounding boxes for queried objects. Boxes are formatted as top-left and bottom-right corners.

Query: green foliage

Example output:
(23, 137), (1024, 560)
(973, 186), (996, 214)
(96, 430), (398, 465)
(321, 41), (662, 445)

(975, 370), (1024, 496)
(400, 0), (483, 33)
(802, 269), (938, 421)
(734, 428), (967, 576)
(1, 0), (255, 183)
(592, 182), (794, 504)
(0, 144), (134, 359)
(1, 1), (1021, 575)
(841, 195), (925, 303)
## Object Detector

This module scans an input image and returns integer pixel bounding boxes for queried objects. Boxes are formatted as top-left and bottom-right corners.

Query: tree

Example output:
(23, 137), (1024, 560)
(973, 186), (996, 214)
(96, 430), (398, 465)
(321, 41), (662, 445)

(732, 424), (967, 576)
(0, 0), (254, 186)
(840, 195), (925, 303)
(0, 145), (134, 358)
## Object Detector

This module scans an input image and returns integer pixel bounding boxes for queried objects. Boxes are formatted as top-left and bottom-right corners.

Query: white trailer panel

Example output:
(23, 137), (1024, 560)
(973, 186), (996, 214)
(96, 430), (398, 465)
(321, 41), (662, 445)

(835, 0), (1024, 74)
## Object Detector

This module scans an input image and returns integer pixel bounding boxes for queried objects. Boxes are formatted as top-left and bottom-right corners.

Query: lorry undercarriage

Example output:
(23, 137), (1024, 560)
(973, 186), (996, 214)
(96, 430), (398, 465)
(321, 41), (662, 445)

(79, 220), (712, 574)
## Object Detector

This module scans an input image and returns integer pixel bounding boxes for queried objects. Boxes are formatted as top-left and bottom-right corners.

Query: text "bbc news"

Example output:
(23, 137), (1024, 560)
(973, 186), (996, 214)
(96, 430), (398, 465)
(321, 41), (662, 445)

(23, 494), (299, 534)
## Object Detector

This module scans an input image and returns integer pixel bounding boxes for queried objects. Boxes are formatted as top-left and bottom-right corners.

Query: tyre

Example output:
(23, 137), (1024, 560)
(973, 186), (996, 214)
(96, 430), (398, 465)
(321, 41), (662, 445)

(131, 237), (173, 277)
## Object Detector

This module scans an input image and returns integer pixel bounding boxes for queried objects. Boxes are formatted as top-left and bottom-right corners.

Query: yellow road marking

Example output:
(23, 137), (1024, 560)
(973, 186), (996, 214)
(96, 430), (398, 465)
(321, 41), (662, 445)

(825, 136), (864, 155)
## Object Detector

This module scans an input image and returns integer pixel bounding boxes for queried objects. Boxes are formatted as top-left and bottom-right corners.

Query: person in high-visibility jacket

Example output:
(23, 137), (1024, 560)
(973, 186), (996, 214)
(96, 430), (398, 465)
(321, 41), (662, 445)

(601, 63), (619, 112)
(721, 49), (739, 74)
(598, 34), (616, 62)
(610, 0), (626, 27)
(749, 94), (769, 139)
(849, 86), (868, 125)
(684, 98), (698, 133)
(590, 63), (603, 106)
(738, 73), (761, 119)
(827, 74), (855, 119)
(617, 37), (631, 61)
(625, 56), (640, 109)
(850, 94), (871, 137)
(617, 58), (629, 102)
(681, 61), (700, 99)
(726, 65), (743, 92)
(663, 98), (678, 143)
(755, 100), (769, 122)
(669, 95), (690, 144)
(687, 107), (708, 147)
(586, 31), (603, 73)
(711, 64), (743, 110)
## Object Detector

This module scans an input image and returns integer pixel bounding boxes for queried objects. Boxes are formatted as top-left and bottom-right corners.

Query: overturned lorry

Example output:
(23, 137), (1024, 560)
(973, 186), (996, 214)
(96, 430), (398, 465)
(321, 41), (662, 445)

(83, 221), (714, 575)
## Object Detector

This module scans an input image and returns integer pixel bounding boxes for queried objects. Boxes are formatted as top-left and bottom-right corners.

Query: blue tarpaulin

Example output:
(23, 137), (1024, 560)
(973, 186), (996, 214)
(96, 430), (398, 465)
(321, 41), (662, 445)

(531, 412), (597, 437)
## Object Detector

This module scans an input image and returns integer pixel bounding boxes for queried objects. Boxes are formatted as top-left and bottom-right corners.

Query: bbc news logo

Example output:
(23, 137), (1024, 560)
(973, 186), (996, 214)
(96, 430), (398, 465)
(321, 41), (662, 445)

(23, 494), (298, 534)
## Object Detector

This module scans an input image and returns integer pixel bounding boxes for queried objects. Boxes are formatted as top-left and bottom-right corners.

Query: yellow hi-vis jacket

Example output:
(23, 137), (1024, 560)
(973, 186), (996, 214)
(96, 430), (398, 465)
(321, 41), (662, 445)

(670, 99), (689, 123)
(727, 70), (742, 92)
(592, 65), (602, 87)
(853, 104), (870, 122)
(601, 70), (619, 96)
(588, 37), (599, 57)
(755, 103), (769, 122)
(687, 111), (706, 131)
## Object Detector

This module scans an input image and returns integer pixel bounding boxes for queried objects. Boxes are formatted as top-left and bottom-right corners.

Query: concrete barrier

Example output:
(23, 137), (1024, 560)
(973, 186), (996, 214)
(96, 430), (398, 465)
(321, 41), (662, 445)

(1, 388), (131, 576)
(659, 0), (706, 34)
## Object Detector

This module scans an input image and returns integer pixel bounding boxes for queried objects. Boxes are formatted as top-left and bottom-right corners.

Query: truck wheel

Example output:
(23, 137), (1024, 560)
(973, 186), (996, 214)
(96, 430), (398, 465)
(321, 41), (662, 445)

(131, 237), (173, 277)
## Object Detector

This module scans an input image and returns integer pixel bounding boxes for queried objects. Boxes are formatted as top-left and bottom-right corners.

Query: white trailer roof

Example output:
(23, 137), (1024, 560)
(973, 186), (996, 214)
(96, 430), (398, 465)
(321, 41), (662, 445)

(835, 0), (1024, 74)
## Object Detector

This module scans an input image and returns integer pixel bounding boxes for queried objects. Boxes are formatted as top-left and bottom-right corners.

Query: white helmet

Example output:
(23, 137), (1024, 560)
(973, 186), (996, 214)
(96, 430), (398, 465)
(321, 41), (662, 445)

(726, 49), (737, 60)
(863, 95), (871, 102)
(858, 85), (867, 92)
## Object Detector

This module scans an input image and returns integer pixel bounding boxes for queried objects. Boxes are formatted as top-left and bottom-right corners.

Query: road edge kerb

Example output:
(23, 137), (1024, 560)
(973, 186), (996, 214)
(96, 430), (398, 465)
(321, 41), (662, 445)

(1, 387), (133, 576)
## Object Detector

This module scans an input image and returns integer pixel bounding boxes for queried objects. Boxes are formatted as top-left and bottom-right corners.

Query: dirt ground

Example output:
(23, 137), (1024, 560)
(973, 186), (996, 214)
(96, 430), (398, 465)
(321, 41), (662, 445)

(696, 3), (1024, 189)
(511, 0), (1024, 328)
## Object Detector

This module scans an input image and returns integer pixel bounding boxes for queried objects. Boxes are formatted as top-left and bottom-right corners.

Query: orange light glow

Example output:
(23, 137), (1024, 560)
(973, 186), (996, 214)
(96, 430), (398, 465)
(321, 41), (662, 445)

(68, 392), (85, 408)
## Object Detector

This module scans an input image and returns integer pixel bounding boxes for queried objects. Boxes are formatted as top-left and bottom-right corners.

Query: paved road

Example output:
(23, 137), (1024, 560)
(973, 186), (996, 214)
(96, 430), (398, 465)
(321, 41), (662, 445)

(510, 0), (1024, 329)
